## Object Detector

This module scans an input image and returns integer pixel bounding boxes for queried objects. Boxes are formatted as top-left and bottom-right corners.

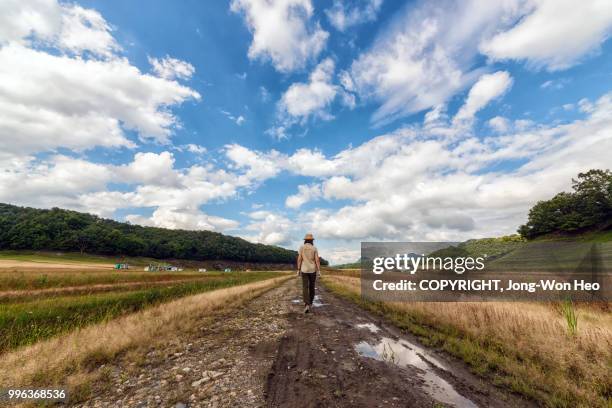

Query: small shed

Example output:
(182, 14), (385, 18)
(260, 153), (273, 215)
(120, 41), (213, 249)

(114, 263), (129, 270)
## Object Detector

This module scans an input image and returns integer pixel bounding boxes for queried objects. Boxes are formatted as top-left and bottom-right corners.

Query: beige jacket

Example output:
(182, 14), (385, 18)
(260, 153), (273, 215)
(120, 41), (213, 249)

(299, 243), (319, 273)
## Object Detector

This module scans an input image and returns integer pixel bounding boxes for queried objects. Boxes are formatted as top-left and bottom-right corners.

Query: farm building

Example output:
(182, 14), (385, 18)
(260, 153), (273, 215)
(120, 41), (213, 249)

(198, 268), (207, 272)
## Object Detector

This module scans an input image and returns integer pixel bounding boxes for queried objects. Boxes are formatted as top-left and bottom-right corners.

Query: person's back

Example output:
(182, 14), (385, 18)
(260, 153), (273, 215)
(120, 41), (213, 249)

(299, 242), (318, 273)
(297, 233), (320, 313)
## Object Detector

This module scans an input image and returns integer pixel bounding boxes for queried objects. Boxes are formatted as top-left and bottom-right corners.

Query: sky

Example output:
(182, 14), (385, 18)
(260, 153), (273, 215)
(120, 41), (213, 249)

(1, 0), (611, 264)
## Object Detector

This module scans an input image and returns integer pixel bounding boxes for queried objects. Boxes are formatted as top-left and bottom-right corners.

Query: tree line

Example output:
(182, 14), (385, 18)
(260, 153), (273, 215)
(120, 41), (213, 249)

(518, 169), (612, 239)
(0, 204), (329, 265)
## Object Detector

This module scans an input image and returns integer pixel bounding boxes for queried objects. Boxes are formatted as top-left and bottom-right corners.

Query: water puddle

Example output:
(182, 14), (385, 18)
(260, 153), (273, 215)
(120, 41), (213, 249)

(355, 337), (477, 408)
(312, 294), (326, 307)
(355, 323), (380, 333)
(290, 294), (326, 307)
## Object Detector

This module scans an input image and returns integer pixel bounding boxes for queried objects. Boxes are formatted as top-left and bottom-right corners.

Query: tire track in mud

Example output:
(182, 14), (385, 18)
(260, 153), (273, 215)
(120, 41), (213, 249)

(266, 279), (535, 408)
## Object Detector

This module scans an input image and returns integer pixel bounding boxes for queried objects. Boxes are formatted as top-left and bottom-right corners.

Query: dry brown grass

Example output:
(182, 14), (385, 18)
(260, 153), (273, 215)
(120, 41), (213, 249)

(0, 275), (291, 396)
(324, 275), (612, 407)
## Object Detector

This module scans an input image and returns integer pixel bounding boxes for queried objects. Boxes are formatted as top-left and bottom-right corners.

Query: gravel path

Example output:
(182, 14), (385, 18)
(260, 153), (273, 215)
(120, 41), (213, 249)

(75, 277), (533, 408)
(77, 279), (295, 408)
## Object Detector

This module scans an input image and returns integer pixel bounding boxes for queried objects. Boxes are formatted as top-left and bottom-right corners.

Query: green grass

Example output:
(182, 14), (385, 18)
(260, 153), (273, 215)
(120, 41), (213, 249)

(0, 251), (159, 266)
(0, 272), (280, 353)
(0, 270), (226, 291)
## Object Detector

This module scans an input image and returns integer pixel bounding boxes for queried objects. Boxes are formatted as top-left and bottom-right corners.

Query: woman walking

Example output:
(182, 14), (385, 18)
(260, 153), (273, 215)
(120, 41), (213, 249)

(297, 233), (321, 313)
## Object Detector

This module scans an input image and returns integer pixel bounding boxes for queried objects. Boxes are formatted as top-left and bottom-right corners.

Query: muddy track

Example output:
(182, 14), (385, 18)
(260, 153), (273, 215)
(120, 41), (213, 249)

(265, 280), (535, 408)
(75, 278), (534, 407)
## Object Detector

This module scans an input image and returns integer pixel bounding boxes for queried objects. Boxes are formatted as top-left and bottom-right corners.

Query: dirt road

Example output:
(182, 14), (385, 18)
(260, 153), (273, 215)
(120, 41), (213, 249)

(78, 278), (533, 407)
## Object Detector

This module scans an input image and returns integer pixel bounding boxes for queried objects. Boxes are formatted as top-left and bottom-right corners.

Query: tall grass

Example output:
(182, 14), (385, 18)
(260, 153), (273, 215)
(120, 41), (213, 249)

(0, 269), (222, 291)
(0, 272), (280, 352)
(561, 299), (578, 336)
(324, 275), (612, 407)
(0, 276), (291, 403)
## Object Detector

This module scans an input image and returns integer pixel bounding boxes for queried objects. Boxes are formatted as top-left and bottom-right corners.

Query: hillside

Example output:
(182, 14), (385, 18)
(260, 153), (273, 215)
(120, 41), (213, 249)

(0, 203), (326, 265)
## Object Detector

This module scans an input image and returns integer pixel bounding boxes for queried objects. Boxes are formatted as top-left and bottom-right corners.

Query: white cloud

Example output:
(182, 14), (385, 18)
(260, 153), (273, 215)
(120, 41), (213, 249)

(225, 92), (612, 243)
(286, 184), (322, 208)
(0, 0), (62, 45)
(488, 116), (510, 133)
(301, 93), (612, 241)
(325, 0), (383, 32)
(117, 151), (179, 187)
(126, 208), (238, 232)
(57, 4), (121, 57)
(230, 0), (328, 73)
(0, 1), (201, 155)
(453, 71), (513, 126)
(278, 58), (337, 122)
(347, 0), (611, 126)
(242, 211), (294, 246)
(225, 144), (285, 183)
(149, 56), (195, 80)
(0, 155), (114, 210)
(221, 110), (246, 126)
(182, 144), (207, 154)
(480, 0), (612, 71)
(0, 0), (120, 57)
(347, 1), (520, 126)
(259, 86), (271, 102)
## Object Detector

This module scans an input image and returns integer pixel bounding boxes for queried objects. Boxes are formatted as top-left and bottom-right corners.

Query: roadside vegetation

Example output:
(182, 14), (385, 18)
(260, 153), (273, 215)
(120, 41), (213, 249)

(0, 275), (291, 404)
(324, 274), (611, 407)
(518, 169), (612, 239)
(0, 268), (219, 291)
(0, 271), (282, 353)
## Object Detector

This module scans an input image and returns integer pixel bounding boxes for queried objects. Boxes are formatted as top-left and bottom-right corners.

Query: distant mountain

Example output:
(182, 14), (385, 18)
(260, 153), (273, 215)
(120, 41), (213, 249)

(0, 203), (328, 265)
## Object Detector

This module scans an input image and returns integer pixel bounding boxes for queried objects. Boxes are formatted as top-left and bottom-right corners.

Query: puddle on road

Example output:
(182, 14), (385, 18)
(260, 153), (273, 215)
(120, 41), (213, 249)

(355, 323), (380, 333)
(290, 293), (326, 307)
(355, 337), (477, 408)
(312, 294), (326, 307)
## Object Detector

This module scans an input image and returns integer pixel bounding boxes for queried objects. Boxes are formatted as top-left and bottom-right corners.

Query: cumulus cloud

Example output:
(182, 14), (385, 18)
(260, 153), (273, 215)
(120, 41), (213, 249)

(325, 0), (383, 32)
(126, 208), (239, 232)
(488, 116), (511, 133)
(286, 184), (322, 208)
(230, 0), (328, 72)
(0, 0), (120, 57)
(346, 0), (612, 126)
(149, 56), (195, 80)
(347, 1), (520, 126)
(242, 211), (294, 246)
(279, 58), (338, 121)
(227, 92), (612, 242)
(480, 0), (612, 71)
(453, 71), (513, 127)
(0, 1), (200, 155)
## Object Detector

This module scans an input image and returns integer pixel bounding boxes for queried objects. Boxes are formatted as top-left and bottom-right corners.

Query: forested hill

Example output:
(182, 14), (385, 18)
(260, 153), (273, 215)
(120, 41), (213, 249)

(518, 169), (612, 239)
(0, 203), (324, 265)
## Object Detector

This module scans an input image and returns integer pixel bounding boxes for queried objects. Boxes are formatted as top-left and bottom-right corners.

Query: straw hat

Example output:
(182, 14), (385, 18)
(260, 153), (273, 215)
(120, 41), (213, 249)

(304, 233), (314, 240)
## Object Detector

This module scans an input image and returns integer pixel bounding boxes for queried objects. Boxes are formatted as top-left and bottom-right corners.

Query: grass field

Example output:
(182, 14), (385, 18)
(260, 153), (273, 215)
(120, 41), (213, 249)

(0, 250), (160, 266)
(0, 271), (281, 353)
(0, 275), (291, 402)
(0, 268), (228, 291)
(323, 274), (612, 408)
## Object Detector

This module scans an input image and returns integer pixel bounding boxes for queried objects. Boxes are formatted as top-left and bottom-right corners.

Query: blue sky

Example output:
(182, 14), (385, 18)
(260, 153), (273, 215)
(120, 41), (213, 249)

(1, 0), (611, 263)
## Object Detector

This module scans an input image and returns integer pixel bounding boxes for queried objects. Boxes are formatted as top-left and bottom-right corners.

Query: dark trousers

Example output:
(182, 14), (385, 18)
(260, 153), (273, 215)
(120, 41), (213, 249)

(301, 272), (316, 305)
